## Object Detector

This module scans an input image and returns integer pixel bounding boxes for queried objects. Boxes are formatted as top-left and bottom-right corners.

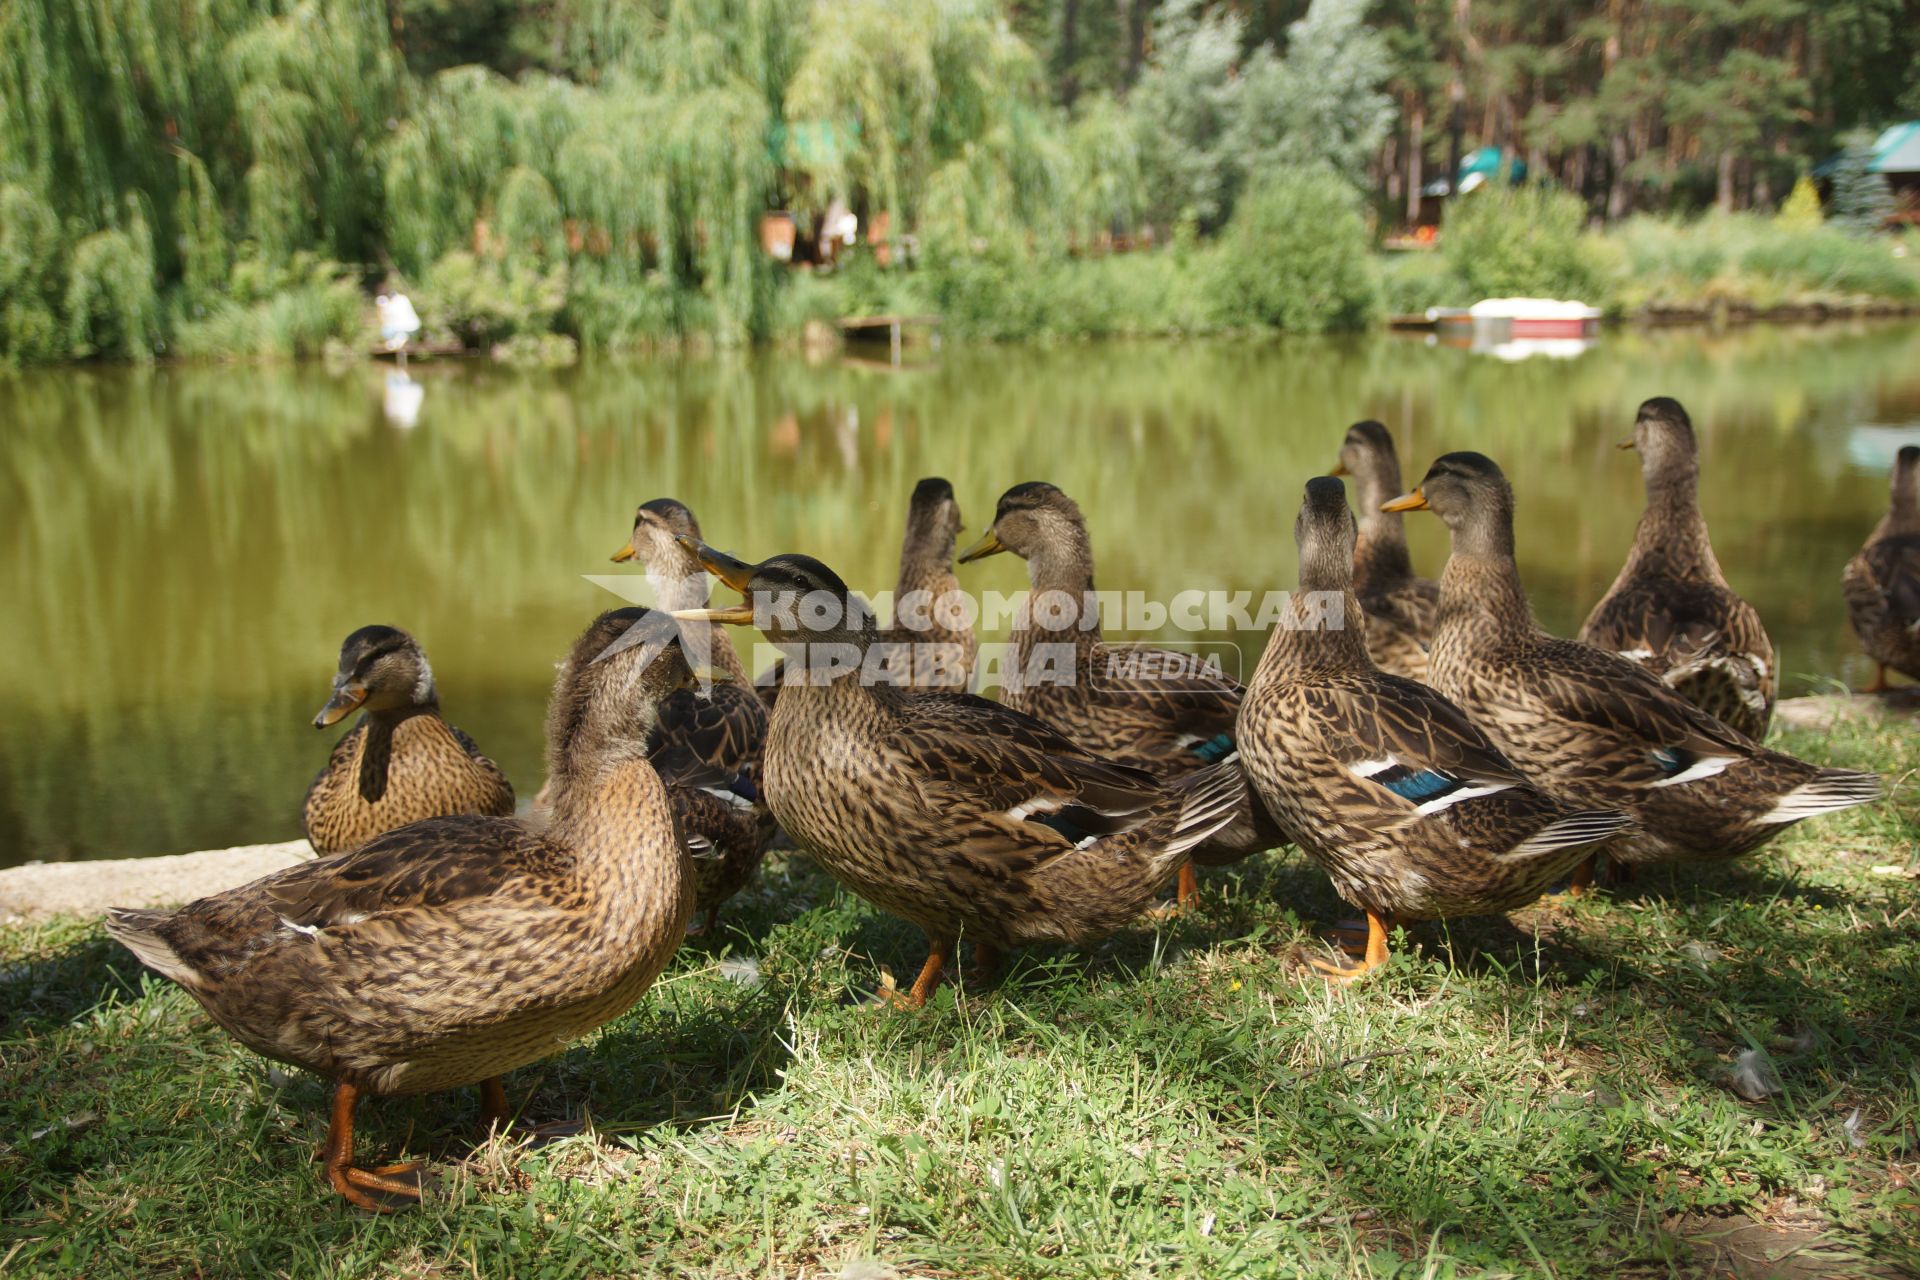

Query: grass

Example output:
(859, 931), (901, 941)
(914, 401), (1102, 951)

(2, 716), (1917, 1278)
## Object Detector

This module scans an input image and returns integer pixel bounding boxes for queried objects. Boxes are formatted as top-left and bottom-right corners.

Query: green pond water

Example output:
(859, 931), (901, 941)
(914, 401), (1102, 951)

(4, 322), (1918, 865)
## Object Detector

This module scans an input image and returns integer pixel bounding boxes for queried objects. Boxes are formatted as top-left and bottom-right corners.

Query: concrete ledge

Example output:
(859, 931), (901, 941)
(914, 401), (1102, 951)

(0, 840), (314, 924)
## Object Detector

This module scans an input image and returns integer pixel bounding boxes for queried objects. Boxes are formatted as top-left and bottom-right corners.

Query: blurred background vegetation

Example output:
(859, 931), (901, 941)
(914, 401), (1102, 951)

(2, 0), (1918, 363)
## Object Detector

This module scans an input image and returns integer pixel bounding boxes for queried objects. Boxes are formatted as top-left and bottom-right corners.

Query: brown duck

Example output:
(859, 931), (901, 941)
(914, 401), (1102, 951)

(883, 477), (978, 691)
(108, 610), (697, 1211)
(1390, 451), (1879, 887)
(1580, 398), (1775, 737)
(958, 482), (1288, 908)
(671, 544), (1243, 1008)
(1842, 444), (1920, 691)
(1238, 478), (1630, 979)
(608, 499), (773, 929)
(302, 626), (513, 854)
(1331, 420), (1439, 682)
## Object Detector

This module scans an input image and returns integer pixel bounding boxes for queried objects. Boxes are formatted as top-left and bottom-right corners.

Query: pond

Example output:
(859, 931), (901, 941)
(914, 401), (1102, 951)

(4, 321), (1918, 864)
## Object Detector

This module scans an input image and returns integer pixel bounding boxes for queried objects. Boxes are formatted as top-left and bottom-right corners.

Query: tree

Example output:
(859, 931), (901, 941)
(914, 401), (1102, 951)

(1231, 0), (1395, 188)
(1829, 130), (1894, 235)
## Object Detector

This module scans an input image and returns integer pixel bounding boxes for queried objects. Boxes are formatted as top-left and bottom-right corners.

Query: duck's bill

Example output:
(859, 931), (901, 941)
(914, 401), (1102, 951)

(676, 536), (757, 592)
(313, 683), (367, 728)
(957, 529), (1006, 563)
(671, 605), (757, 626)
(1380, 488), (1428, 512)
(689, 666), (736, 684)
(1616, 436), (1637, 450)
(1329, 461), (1350, 476)
(609, 543), (637, 562)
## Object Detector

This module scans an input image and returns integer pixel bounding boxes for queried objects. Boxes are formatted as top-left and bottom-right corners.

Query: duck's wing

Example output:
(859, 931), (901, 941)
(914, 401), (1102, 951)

(1867, 535), (1920, 624)
(889, 692), (1167, 851)
(1301, 675), (1532, 831)
(264, 814), (573, 931)
(649, 684), (766, 787)
(1510, 637), (1759, 787)
(1083, 642), (1245, 762)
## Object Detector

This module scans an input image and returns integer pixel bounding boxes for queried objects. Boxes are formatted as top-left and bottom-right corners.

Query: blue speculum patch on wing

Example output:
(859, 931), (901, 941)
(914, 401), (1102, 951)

(1377, 765), (1459, 803)
(1189, 733), (1236, 764)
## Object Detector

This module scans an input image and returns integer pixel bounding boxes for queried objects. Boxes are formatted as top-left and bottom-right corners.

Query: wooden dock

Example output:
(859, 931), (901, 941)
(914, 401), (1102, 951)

(838, 314), (941, 364)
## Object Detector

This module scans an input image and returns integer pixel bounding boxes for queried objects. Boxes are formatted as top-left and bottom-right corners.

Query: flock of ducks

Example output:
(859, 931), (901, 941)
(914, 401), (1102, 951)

(107, 397), (1914, 1210)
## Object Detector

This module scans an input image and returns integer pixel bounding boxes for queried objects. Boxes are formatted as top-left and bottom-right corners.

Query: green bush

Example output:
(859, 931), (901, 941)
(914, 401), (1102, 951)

(1605, 213), (1920, 310)
(63, 217), (160, 360)
(1377, 250), (1465, 314)
(1442, 184), (1604, 302)
(171, 250), (365, 359)
(413, 249), (567, 349)
(1211, 164), (1379, 332)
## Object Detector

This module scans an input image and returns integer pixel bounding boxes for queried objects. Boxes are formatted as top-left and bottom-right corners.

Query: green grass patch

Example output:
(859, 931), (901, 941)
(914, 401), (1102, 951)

(2, 719), (1916, 1276)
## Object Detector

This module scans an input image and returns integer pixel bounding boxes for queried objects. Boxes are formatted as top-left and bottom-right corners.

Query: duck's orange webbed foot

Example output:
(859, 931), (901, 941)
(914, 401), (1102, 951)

(322, 1082), (425, 1213)
(1146, 864), (1200, 920)
(873, 938), (951, 1011)
(1308, 910), (1391, 985)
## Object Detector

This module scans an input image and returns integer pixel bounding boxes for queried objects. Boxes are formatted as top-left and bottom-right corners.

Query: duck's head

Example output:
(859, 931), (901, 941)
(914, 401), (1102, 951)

(313, 625), (435, 727)
(611, 497), (703, 572)
(1384, 451), (1514, 535)
(902, 476), (965, 558)
(1620, 397), (1698, 476)
(1296, 476), (1358, 590)
(1332, 419), (1400, 481)
(670, 544), (876, 651)
(958, 481), (1085, 564)
(1893, 445), (1920, 507)
(548, 607), (698, 761)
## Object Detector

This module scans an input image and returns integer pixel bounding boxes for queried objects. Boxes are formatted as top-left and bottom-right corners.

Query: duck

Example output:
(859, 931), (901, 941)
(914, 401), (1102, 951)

(107, 609), (697, 1211)
(302, 626), (514, 854)
(882, 477), (978, 691)
(608, 500), (774, 929)
(1842, 444), (1920, 691)
(958, 482), (1288, 908)
(546, 608), (774, 935)
(669, 543), (1243, 1008)
(1238, 477), (1631, 979)
(1388, 451), (1879, 886)
(1579, 397), (1774, 738)
(1331, 420), (1439, 682)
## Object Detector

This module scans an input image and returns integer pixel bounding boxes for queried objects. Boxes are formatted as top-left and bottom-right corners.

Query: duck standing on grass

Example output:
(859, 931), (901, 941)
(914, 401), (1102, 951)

(302, 626), (514, 853)
(669, 543), (1243, 1008)
(108, 612), (698, 1211)
(1842, 444), (1920, 692)
(608, 499), (774, 930)
(958, 482), (1289, 911)
(1580, 398), (1775, 738)
(1388, 452), (1880, 890)
(1238, 478), (1632, 980)
(1330, 421), (1440, 682)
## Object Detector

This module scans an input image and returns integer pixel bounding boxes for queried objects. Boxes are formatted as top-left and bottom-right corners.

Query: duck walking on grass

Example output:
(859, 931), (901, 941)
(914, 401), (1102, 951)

(959, 481), (1288, 909)
(1842, 445), (1920, 692)
(1331, 421), (1440, 683)
(302, 626), (514, 854)
(1238, 478), (1631, 980)
(108, 613), (698, 1211)
(1580, 398), (1775, 737)
(1388, 452), (1880, 887)
(670, 543), (1243, 1008)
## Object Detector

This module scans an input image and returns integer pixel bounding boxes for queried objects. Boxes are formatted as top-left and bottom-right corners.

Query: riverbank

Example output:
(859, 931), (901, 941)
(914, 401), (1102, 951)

(1, 711), (1912, 1275)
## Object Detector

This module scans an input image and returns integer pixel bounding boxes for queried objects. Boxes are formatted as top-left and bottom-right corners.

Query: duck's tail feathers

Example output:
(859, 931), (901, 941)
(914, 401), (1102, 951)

(105, 908), (194, 987)
(1156, 757), (1249, 864)
(1508, 808), (1635, 858)
(1759, 769), (1881, 825)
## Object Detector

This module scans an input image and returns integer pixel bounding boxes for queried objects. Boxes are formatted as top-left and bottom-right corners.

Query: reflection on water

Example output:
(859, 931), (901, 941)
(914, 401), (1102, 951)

(3, 323), (1918, 863)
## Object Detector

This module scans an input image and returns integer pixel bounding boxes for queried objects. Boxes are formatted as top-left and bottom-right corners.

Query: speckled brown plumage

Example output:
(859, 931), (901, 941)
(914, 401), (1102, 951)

(673, 548), (1242, 1004)
(959, 482), (1288, 874)
(301, 626), (513, 854)
(1403, 451), (1879, 870)
(607, 502), (777, 922)
(1335, 421), (1439, 682)
(545, 605), (774, 929)
(1842, 445), (1920, 690)
(1579, 398), (1774, 737)
(108, 613), (696, 1208)
(882, 477), (978, 691)
(1239, 479), (1628, 976)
